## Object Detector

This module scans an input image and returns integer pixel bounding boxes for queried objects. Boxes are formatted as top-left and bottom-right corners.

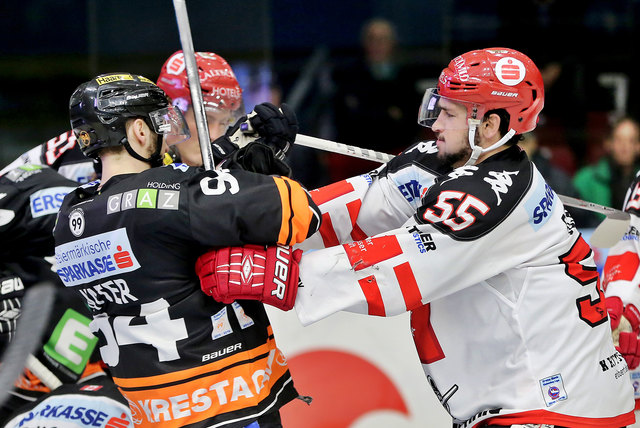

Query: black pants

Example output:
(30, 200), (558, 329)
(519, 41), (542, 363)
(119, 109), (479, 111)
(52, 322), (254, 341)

(244, 411), (282, 428)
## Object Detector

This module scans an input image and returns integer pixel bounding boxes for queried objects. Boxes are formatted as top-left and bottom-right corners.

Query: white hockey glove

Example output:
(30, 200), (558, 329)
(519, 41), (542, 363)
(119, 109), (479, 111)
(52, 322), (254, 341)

(0, 274), (24, 354)
(606, 296), (640, 369)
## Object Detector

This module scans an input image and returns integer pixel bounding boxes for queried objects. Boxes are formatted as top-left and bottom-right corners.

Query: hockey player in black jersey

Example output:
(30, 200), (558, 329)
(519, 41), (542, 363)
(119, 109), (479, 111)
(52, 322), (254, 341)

(53, 72), (320, 428)
(0, 164), (134, 425)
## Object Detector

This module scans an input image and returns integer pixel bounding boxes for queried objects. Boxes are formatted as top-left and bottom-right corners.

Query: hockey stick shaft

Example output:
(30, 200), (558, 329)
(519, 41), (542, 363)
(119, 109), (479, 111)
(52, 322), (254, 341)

(295, 134), (395, 163)
(172, 0), (215, 171)
(0, 283), (56, 405)
(557, 194), (630, 220)
(295, 134), (628, 220)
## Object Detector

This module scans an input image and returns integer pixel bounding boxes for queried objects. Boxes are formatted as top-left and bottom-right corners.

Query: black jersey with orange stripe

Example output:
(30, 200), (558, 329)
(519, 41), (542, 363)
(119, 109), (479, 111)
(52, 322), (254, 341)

(52, 163), (320, 428)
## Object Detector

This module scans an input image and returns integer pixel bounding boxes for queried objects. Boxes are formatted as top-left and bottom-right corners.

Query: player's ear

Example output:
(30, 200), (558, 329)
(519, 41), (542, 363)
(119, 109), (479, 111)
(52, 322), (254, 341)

(126, 118), (151, 148)
(480, 113), (501, 142)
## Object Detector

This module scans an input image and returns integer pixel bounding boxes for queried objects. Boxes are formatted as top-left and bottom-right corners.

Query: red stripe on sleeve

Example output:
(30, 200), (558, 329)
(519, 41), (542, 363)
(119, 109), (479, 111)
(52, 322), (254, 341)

(343, 235), (403, 271)
(411, 304), (445, 363)
(358, 275), (386, 316)
(346, 199), (368, 241)
(310, 180), (355, 205)
(319, 213), (340, 247)
(393, 262), (423, 311)
(351, 222), (368, 242)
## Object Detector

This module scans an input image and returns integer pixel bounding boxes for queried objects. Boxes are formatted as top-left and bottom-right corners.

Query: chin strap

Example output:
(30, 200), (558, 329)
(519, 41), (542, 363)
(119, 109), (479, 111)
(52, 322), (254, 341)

(122, 135), (165, 168)
(463, 119), (516, 166)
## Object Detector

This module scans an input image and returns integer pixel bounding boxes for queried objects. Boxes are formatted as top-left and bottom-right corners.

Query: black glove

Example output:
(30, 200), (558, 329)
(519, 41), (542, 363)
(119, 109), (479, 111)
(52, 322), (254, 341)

(210, 102), (298, 164)
(224, 142), (292, 177)
(247, 103), (298, 160)
(210, 125), (244, 163)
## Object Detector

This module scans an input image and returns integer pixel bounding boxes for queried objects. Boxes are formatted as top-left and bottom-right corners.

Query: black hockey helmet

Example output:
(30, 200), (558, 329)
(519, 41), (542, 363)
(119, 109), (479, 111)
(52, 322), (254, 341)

(69, 73), (190, 164)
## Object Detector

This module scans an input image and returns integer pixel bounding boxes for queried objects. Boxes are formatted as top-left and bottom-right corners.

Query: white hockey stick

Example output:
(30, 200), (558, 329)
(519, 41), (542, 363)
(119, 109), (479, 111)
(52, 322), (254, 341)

(0, 283), (56, 405)
(295, 134), (630, 248)
(172, 0), (215, 171)
(295, 134), (395, 163)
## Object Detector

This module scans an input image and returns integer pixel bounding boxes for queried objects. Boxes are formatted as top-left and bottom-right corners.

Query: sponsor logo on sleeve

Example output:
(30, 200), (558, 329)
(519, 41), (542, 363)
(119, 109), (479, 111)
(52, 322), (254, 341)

(525, 181), (556, 231)
(55, 228), (141, 286)
(398, 179), (423, 203)
(407, 225), (436, 253)
(623, 225), (640, 241)
(29, 186), (75, 218)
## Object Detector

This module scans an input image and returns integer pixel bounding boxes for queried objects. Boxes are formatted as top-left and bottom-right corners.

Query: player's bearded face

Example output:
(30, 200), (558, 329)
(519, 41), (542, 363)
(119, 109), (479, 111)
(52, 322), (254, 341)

(432, 99), (472, 168)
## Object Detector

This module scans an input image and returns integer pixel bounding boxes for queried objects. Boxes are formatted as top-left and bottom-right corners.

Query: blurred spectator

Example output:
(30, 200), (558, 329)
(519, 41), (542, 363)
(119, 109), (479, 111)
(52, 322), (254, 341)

(573, 116), (640, 227)
(518, 132), (590, 227)
(329, 17), (420, 181)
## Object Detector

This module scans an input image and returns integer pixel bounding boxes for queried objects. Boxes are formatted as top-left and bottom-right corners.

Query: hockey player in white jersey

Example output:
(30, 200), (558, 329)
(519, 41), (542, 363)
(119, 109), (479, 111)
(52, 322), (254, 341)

(602, 170), (640, 427)
(196, 47), (636, 427)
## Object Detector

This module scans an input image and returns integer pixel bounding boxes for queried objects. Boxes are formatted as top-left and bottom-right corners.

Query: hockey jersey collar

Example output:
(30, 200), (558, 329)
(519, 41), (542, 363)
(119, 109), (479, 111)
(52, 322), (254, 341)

(480, 144), (527, 165)
(74, 173), (137, 198)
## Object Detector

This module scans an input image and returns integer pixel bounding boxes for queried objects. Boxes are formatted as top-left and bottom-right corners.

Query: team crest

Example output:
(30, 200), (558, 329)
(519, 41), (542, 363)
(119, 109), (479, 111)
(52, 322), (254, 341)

(78, 131), (91, 148)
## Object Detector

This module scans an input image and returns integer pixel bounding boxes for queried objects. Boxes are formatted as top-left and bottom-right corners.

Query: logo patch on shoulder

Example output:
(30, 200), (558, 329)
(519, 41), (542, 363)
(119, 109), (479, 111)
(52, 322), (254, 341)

(525, 181), (556, 231)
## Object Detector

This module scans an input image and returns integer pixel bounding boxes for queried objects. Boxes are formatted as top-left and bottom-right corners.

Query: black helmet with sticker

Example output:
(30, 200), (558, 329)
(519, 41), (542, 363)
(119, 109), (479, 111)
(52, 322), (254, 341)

(69, 73), (189, 165)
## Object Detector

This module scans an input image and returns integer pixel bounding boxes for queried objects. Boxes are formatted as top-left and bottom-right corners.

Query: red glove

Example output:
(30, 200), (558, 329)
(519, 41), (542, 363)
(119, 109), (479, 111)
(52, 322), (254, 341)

(195, 244), (302, 311)
(606, 296), (640, 369)
(619, 332), (640, 369)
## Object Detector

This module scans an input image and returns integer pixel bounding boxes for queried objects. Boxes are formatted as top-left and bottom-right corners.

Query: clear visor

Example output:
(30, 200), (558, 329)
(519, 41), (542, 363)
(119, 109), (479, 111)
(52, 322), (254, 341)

(148, 105), (191, 146)
(172, 96), (246, 136)
(417, 88), (486, 130)
(203, 96), (245, 126)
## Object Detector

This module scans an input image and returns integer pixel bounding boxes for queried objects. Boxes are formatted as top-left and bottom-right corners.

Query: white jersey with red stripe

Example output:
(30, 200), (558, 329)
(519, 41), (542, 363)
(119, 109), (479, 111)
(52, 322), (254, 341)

(299, 140), (448, 252)
(603, 170), (640, 414)
(0, 130), (95, 183)
(296, 143), (635, 427)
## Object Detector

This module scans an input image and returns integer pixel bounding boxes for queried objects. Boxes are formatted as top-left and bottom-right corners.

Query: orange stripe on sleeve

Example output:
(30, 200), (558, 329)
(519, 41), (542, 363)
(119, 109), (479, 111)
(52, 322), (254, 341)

(272, 176), (313, 246)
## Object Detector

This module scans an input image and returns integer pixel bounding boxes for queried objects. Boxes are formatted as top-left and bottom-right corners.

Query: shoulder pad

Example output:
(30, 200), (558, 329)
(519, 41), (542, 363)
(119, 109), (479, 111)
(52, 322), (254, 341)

(2, 164), (45, 183)
(417, 155), (532, 240)
(385, 140), (451, 176)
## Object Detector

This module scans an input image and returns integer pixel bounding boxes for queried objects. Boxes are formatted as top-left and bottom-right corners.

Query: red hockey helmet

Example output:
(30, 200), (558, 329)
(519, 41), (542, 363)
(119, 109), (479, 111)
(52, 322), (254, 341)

(419, 47), (544, 134)
(157, 51), (243, 115)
